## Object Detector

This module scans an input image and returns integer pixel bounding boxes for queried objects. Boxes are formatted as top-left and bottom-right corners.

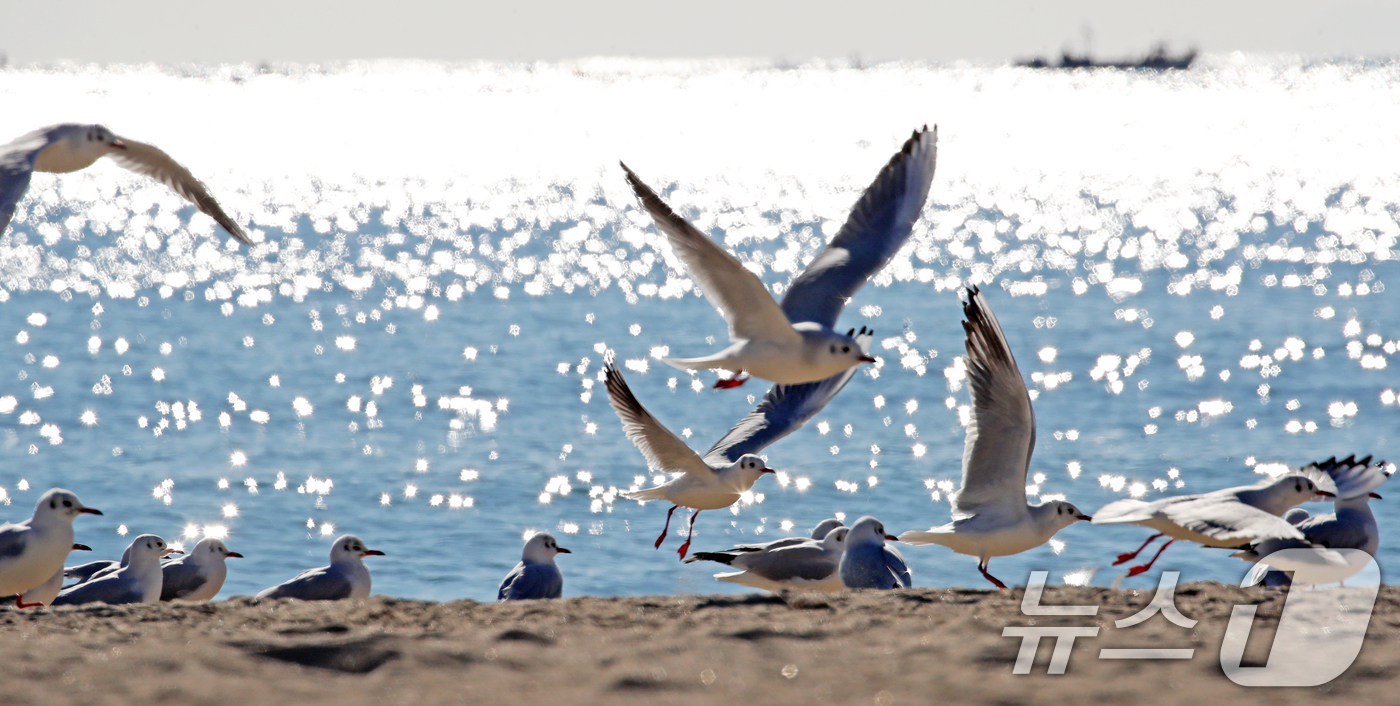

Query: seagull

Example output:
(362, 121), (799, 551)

(52, 535), (177, 606)
(0, 488), (102, 598)
(63, 543), (130, 586)
(6, 544), (91, 608)
(898, 288), (1092, 590)
(160, 538), (244, 602)
(605, 363), (776, 559)
(498, 532), (570, 601)
(1234, 456), (1391, 586)
(840, 517), (912, 590)
(1, 124), (250, 244)
(621, 125), (936, 388)
(687, 525), (850, 593)
(256, 535), (383, 601)
(1093, 467), (1334, 577)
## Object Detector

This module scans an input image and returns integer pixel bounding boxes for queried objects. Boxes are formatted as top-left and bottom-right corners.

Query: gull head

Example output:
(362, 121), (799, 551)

(810, 517), (845, 539)
(823, 526), (851, 551)
(1047, 500), (1093, 527)
(129, 535), (174, 566)
(729, 454), (776, 486)
(847, 516), (897, 546)
(523, 532), (571, 563)
(33, 488), (102, 525)
(1271, 475), (1334, 505)
(330, 534), (384, 563)
(190, 538), (244, 563)
(802, 327), (877, 372)
(84, 124), (127, 151)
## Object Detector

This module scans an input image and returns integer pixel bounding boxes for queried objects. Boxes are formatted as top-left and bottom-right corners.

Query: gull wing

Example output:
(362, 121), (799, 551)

(0, 127), (55, 234)
(107, 138), (250, 244)
(53, 574), (143, 606)
(160, 559), (208, 601)
(883, 545), (913, 588)
(0, 522), (29, 561)
(1161, 499), (1306, 544)
(1296, 512), (1372, 551)
(950, 287), (1036, 517)
(498, 562), (563, 600)
(702, 329), (872, 465)
(1313, 455), (1391, 500)
(604, 364), (712, 477)
(733, 543), (838, 582)
(621, 163), (796, 345)
(780, 126), (937, 328)
(257, 566), (353, 601)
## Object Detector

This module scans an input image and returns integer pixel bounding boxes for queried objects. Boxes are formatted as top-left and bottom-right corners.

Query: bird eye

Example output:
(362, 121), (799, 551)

(63, 500), (72, 507)
(842, 346), (850, 353)
(829, 345), (836, 353)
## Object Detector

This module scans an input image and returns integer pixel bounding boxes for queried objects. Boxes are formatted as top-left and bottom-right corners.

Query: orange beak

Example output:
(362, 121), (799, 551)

(883, 534), (898, 541)
(362, 549), (386, 557)
(1316, 490), (1336, 498)
(858, 355), (877, 363)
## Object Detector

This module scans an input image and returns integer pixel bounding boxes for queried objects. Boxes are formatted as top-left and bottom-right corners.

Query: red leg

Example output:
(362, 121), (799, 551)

(1114, 533), (1164, 565)
(654, 505), (679, 549)
(713, 373), (748, 389)
(15, 595), (43, 609)
(677, 510), (701, 559)
(1126, 539), (1175, 577)
(978, 559), (1007, 591)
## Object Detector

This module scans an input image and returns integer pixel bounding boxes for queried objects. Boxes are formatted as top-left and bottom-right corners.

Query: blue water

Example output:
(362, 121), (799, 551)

(1, 57), (1397, 600)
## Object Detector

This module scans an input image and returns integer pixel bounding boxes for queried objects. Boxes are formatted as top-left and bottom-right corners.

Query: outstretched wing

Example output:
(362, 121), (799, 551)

(1162, 500), (1306, 543)
(0, 127), (53, 234)
(603, 364), (711, 477)
(780, 126), (937, 327)
(951, 287), (1035, 517)
(621, 163), (795, 344)
(703, 329), (872, 465)
(108, 138), (250, 244)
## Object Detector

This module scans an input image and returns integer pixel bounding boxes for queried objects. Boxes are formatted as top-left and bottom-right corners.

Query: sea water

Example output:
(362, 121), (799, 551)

(0, 57), (1396, 600)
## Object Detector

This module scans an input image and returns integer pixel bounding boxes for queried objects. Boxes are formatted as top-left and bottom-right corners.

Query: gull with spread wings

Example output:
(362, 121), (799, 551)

(621, 126), (936, 388)
(899, 287), (1092, 590)
(1, 124), (250, 244)
(605, 363), (775, 559)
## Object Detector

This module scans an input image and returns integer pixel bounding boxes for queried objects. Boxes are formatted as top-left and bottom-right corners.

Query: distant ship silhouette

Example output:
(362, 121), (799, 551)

(1017, 43), (1196, 70)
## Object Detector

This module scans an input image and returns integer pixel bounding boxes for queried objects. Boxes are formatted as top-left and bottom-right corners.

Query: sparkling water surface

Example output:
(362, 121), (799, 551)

(0, 57), (1397, 600)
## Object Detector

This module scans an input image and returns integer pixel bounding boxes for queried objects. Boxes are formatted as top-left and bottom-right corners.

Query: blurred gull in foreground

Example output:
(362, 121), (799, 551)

(52, 535), (177, 606)
(256, 535), (383, 601)
(0, 123), (250, 244)
(161, 538), (244, 602)
(1094, 465), (1334, 576)
(1235, 456), (1392, 587)
(840, 517), (912, 590)
(686, 524), (850, 593)
(0, 489), (102, 599)
(899, 288), (1091, 589)
(620, 126), (936, 388)
(605, 363), (775, 559)
(498, 532), (570, 601)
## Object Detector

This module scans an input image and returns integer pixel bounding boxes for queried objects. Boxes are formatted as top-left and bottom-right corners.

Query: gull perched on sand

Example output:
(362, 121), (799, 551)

(498, 532), (570, 601)
(64, 543), (130, 586)
(899, 288), (1092, 590)
(0, 489), (102, 598)
(840, 517), (912, 590)
(1234, 456), (1391, 586)
(1093, 466), (1335, 577)
(52, 535), (177, 606)
(620, 126), (936, 389)
(0, 124), (250, 244)
(160, 538), (244, 602)
(686, 525), (851, 593)
(6, 544), (90, 608)
(256, 535), (384, 601)
(605, 363), (775, 559)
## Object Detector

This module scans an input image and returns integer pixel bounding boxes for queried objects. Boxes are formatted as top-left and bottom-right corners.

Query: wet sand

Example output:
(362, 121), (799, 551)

(2, 583), (1397, 705)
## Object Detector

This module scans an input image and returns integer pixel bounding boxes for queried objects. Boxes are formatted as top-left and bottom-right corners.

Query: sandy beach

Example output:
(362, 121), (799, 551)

(2, 583), (1396, 705)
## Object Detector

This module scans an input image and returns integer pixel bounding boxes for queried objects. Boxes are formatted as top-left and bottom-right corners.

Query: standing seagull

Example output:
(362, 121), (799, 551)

(0, 488), (102, 597)
(621, 126), (936, 388)
(841, 517), (913, 590)
(160, 538), (244, 602)
(256, 535), (384, 601)
(6, 544), (91, 608)
(52, 535), (177, 606)
(899, 288), (1092, 590)
(687, 526), (851, 593)
(1, 124), (250, 244)
(1234, 456), (1391, 586)
(605, 363), (776, 559)
(1093, 470), (1333, 576)
(498, 532), (571, 601)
